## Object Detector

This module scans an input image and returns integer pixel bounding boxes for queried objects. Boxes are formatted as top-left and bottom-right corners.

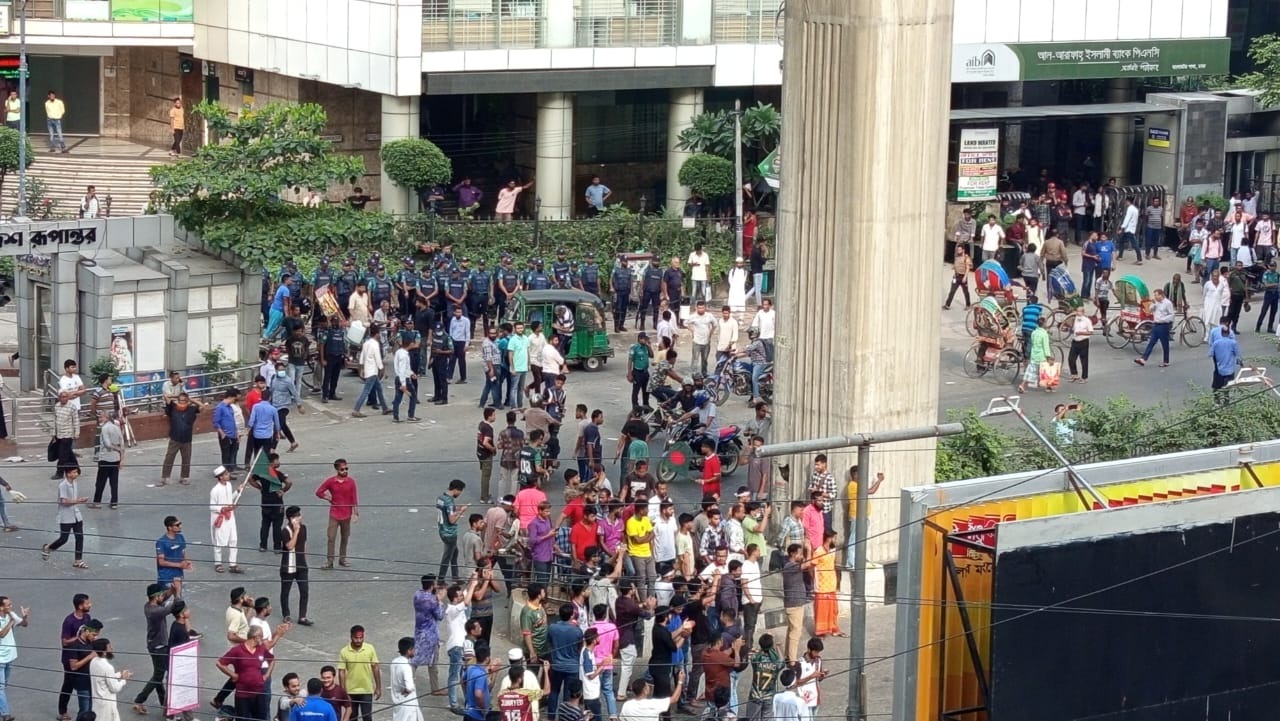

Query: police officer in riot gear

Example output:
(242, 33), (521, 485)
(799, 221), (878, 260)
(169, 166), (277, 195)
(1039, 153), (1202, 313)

(638, 255), (663, 330)
(336, 258), (359, 319)
(432, 259), (451, 314)
(319, 315), (347, 402)
(429, 321), (453, 404)
(397, 258), (419, 317)
(416, 262), (438, 312)
(610, 258), (633, 333)
(496, 255), (521, 322)
(370, 265), (394, 310)
(468, 258), (493, 334)
(311, 256), (335, 291)
(445, 266), (469, 318)
(580, 252), (601, 298)
(552, 250), (572, 289)
(529, 259), (552, 291)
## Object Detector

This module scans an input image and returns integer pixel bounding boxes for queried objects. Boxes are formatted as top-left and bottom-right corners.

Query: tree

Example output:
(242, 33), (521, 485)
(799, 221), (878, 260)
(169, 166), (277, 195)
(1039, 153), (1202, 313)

(678, 153), (736, 198)
(150, 101), (365, 227)
(675, 102), (781, 159)
(381, 138), (452, 191)
(0, 126), (34, 203)
(1238, 33), (1280, 108)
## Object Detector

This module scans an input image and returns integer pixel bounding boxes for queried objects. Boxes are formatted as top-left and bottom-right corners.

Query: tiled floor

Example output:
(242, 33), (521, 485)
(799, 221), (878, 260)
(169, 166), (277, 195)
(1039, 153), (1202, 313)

(37, 134), (175, 160)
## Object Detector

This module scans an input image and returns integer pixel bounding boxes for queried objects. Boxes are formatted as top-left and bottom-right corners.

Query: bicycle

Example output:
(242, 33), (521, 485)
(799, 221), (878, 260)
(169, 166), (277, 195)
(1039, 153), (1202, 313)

(1173, 310), (1205, 347)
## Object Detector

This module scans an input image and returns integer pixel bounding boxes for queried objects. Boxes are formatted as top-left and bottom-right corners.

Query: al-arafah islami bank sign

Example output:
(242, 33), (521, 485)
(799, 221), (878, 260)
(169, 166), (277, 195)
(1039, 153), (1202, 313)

(952, 38), (1229, 83)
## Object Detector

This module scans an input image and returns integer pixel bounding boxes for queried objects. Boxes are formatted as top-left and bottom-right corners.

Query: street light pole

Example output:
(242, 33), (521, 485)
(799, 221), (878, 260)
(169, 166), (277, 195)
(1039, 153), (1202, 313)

(758, 422), (965, 721)
(16, 0), (28, 220)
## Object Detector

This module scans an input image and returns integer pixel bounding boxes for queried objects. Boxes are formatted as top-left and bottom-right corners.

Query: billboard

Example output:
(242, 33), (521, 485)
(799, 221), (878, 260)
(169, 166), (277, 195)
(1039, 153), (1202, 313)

(64, 0), (194, 22)
(893, 442), (1280, 721)
(956, 129), (999, 201)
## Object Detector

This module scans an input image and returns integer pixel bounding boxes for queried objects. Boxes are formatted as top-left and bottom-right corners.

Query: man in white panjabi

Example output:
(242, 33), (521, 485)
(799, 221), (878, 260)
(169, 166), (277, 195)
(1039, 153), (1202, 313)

(209, 466), (241, 572)
(390, 637), (423, 721)
(90, 638), (132, 721)
(726, 257), (749, 313)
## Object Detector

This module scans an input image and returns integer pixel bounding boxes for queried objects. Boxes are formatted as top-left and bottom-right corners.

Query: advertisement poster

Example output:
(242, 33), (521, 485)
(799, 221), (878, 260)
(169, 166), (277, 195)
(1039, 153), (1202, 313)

(110, 325), (135, 374)
(165, 640), (199, 715)
(112, 0), (194, 22)
(956, 128), (999, 201)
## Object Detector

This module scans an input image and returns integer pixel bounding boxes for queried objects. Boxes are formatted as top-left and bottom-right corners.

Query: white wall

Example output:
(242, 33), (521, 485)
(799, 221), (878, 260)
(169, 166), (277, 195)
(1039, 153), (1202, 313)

(952, 0), (1228, 44)
(192, 0), (423, 97)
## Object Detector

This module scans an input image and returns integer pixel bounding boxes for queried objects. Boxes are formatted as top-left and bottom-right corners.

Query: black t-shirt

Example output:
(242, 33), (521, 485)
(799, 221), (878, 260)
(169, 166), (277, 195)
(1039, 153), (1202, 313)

(650, 622), (677, 666)
(68, 639), (94, 688)
(165, 403), (200, 443)
(622, 419), (649, 442)
(283, 316), (306, 338)
(477, 421), (495, 460)
(662, 269), (684, 298)
(347, 194), (371, 210)
(287, 335), (310, 366)
(686, 601), (712, 646)
(281, 524), (307, 573)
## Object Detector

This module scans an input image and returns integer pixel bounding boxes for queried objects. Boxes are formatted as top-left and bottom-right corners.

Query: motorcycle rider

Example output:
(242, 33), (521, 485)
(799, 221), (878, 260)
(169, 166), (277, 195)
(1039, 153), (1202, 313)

(732, 327), (770, 403)
(676, 391), (720, 458)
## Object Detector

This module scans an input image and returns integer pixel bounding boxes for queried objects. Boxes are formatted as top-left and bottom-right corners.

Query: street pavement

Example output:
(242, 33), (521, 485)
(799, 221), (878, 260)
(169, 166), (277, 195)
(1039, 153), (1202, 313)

(1, 246), (1269, 721)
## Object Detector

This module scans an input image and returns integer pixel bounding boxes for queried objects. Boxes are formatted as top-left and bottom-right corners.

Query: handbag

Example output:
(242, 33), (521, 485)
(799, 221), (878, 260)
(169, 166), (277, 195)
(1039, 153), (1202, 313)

(47, 437), (58, 462)
(768, 548), (785, 572)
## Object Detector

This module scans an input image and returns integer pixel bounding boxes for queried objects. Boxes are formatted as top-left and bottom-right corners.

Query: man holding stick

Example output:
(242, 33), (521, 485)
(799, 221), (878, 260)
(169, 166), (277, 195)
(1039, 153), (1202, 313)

(210, 463), (249, 574)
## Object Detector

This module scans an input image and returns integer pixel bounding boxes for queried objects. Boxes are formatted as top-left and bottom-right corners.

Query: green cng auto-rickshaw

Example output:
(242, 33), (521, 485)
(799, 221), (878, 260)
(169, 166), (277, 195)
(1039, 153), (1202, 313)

(505, 290), (615, 371)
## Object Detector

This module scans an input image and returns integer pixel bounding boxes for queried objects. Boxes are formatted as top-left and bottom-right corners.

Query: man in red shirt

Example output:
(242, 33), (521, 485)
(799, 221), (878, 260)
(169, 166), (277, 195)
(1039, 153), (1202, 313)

(568, 506), (600, 567)
(215, 625), (273, 721)
(700, 440), (722, 500)
(558, 486), (598, 527)
(315, 458), (360, 569)
(241, 376), (267, 468)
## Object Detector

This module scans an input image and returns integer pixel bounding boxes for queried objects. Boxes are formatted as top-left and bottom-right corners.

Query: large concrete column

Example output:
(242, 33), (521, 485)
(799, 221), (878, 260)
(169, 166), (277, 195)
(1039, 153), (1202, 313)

(536, 92), (574, 220)
(379, 94), (420, 215)
(1101, 78), (1134, 184)
(1002, 81), (1024, 172)
(773, 0), (951, 563)
(665, 87), (704, 215)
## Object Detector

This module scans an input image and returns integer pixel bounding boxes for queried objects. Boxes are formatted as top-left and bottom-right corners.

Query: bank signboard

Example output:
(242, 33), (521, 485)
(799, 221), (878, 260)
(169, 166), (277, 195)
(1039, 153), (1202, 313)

(952, 38), (1230, 83)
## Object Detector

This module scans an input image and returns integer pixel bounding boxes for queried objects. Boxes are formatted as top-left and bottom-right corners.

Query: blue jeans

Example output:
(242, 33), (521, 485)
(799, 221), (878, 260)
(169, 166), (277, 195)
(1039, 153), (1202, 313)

(47, 118), (66, 150)
(1141, 322), (1172, 363)
(506, 371), (526, 407)
(447, 646), (464, 709)
(352, 375), (385, 412)
(1204, 257), (1221, 282)
(1119, 232), (1136, 257)
(600, 663), (617, 718)
(1080, 262), (1096, 299)
(0, 494), (10, 527)
(1144, 227), (1162, 254)
(480, 371), (502, 408)
(0, 661), (11, 715)
(393, 377), (418, 419)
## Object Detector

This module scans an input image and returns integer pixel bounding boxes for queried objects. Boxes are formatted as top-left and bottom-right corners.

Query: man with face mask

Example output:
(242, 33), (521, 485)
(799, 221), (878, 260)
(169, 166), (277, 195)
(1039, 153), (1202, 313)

(269, 361), (305, 453)
(160, 392), (203, 486)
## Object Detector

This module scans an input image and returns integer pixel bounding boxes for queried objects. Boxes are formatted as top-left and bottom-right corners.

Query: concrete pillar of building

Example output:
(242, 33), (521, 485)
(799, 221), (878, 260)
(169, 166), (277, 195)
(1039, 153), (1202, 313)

(380, 94), (421, 216)
(1002, 81), (1024, 172)
(536, 92), (574, 220)
(1102, 78), (1134, 185)
(773, 0), (951, 564)
(665, 87), (705, 215)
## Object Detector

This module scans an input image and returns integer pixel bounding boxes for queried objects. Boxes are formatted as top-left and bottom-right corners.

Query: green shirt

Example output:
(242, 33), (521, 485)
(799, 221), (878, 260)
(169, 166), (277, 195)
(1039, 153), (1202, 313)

(742, 514), (767, 552)
(629, 343), (651, 371)
(1029, 327), (1051, 363)
(627, 438), (649, 463)
(520, 604), (549, 657)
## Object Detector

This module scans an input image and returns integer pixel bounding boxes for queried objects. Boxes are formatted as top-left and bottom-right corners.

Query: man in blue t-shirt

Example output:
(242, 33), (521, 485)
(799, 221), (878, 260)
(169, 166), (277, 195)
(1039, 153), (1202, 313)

(1095, 234), (1116, 272)
(546, 604), (583, 716)
(155, 515), (190, 587)
(264, 275), (292, 340)
(463, 645), (493, 721)
(290, 679), (339, 721)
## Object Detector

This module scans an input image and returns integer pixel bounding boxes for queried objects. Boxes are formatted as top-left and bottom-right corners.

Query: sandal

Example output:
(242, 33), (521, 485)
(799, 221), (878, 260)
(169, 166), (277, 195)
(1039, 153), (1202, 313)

(41, 544), (51, 560)
(133, 703), (150, 715)
(214, 564), (225, 573)
(3, 526), (16, 532)
(73, 560), (89, 569)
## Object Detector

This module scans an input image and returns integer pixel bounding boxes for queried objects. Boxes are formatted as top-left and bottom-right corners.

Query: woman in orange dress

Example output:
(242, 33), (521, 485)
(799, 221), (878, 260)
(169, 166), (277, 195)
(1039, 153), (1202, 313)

(813, 529), (846, 637)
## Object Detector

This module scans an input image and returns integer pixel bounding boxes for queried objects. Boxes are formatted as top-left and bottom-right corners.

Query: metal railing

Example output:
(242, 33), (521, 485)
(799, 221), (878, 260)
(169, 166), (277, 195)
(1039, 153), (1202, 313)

(423, 0), (694, 50)
(36, 364), (260, 419)
(1253, 174), (1280, 217)
(575, 0), (678, 47)
(422, 0), (543, 50)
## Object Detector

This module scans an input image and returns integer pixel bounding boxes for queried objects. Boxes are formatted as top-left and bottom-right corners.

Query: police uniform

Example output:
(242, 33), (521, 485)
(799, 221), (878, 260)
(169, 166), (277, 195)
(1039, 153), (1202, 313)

(399, 325), (423, 375)
(445, 272), (469, 318)
(311, 263), (335, 293)
(610, 263), (633, 332)
(319, 323), (348, 401)
(336, 266), (359, 318)
(261, 270), (272, 326)
(552, 257), (572, 288)
(397, 263), (419, 316)
(639, 261), (663, 329)
(432, 266), (451, 313)
(417, 268), (438, 308)
(468, 264), (492, 333)
(496, 263), (521, 322)
(529, 265), (552, 291)
(429, 325), (453, 403)
(371, 272), (394, 310)
(580, 259), (601, 298)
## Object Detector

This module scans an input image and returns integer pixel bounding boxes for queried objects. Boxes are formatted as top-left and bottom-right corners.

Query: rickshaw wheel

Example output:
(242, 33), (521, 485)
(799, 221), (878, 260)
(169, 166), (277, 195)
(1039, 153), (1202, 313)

(582, 356), (603, 372)
(1180, 317), (1205, 347)
(1048, 310), (1073, 343)
(992, 349), (1023, 385)
(1131, 320), (1153, 353)
(1105, 317), (1129, 349)
(964, 306), (981, 337)
(962, 346), (987, 378)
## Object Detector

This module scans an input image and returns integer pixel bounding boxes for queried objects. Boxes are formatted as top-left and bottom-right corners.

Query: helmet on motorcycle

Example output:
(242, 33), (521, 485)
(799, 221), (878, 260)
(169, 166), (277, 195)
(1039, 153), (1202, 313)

(528, 392), (543, 406)
(691, 372), (706, 384)
(693, 390), (710, 409)
(747, 326), (760, 339)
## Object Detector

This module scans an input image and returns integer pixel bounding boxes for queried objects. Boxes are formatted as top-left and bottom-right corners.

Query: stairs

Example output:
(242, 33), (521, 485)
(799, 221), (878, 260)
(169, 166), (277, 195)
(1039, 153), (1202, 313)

(7, 150), (170, 219)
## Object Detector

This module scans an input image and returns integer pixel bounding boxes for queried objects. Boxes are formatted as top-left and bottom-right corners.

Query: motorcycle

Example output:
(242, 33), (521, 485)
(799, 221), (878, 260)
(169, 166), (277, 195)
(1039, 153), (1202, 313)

(656, 417), (743, 483)
(709, 354), (753, 405)
(640, 403), (680, 441)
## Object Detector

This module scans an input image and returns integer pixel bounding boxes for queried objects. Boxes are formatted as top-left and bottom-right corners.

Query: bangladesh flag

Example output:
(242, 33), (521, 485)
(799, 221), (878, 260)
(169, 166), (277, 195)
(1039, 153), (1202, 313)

(249, 450), (283, 493)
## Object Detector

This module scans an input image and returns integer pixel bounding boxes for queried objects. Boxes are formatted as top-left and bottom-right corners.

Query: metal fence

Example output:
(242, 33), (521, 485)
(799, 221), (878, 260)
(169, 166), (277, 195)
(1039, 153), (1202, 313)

(711, 0), (783, 43)
(575, 0), (678, 47)
(422, 0), (542, 51)
(404, 213), (735, 249)
(1253, 175), (1280, 217)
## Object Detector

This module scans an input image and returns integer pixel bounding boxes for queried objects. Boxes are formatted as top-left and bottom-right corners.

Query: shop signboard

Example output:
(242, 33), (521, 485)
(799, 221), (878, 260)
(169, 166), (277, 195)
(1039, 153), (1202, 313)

(64, 0), (194, 21)
(1147, 127), (1171, 148)
(956, 128), (999, 201)
(952, 38), (1230, 83)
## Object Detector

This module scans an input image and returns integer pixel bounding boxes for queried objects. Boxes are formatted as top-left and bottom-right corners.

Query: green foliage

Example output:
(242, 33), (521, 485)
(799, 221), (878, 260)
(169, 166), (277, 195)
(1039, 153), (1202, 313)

(150, 101), (364, 223)
(1195, 192), (1230, 214)
(200, 345), (237, 390)
(0, 126), (34, 200)
(380, 138), (452, 191)
(936, 375), (1280, 481)
(88, 356), (120, 382)
(196, 204), (409, 269)
(678, 154), (736, 199)
(675, 103), (781, 158)
(1236, 33), (1280, 108)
